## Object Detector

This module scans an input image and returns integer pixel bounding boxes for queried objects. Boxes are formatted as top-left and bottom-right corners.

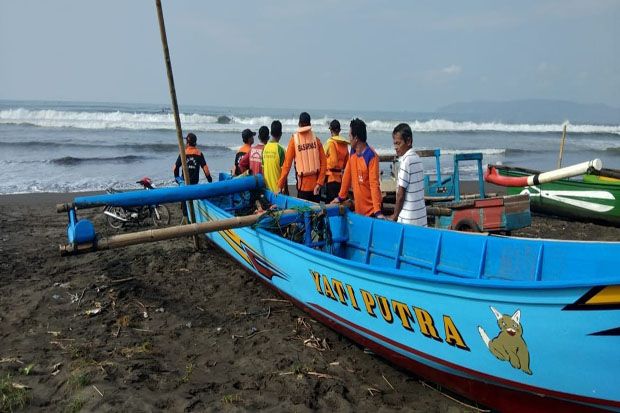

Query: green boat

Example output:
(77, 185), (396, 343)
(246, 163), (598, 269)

(491, 165), (620, 226)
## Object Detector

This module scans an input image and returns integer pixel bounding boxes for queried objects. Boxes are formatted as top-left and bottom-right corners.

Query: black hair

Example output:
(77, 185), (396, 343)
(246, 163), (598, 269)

(299, 112), (311, 127)
(350, 118), (367, 143)
(241, 128), (255, 144)
(270, 120), (282, 138)
(329, 119), (340, 133)
(258, 126), (270, 143)
(186, 132), (197, 146)
(393, 123), (413, 144)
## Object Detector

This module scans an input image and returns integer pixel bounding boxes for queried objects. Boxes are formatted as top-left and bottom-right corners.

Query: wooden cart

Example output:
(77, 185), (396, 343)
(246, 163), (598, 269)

(381, 150), (531, 233)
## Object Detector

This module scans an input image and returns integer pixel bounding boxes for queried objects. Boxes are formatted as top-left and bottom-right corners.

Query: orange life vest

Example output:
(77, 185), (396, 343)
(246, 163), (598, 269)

(293, 128), (321, 177)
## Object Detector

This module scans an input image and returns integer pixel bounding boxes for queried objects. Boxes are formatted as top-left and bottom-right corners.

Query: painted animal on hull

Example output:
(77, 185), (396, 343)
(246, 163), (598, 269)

(478, 307), (532, 375)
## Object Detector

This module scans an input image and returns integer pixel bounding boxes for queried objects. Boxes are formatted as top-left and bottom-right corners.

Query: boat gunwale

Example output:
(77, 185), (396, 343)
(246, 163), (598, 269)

(196, 193), (620, 291)
(491, 164), (620, 190)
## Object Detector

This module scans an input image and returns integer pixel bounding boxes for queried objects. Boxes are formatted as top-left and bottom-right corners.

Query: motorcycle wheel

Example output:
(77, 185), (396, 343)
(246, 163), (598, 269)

(105, 206), (126, 229)
(152, 205), (171, 227)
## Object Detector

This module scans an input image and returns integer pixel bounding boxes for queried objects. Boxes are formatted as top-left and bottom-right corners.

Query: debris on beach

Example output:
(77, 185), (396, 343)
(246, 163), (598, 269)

(84, 305), (102, 316)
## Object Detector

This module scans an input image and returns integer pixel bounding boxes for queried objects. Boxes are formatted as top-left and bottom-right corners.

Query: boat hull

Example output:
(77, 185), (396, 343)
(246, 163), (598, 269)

(193, 197), (620, 412)
(497, 168), (620, 226)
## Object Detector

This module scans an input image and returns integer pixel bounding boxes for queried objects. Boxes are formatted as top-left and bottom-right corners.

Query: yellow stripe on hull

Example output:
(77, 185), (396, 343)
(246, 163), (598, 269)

(586, 285), (620, 305)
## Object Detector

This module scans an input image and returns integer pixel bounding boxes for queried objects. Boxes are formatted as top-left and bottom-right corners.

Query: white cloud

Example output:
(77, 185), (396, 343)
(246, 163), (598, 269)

(441, 65), (462, 75)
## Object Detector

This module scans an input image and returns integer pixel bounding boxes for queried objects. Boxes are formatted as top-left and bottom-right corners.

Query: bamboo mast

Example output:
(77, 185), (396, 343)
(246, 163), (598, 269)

(155, 0), (199, 248)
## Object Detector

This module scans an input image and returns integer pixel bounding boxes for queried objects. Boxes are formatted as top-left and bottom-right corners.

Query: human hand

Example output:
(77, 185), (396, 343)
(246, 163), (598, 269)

(313, 184), (321, 196)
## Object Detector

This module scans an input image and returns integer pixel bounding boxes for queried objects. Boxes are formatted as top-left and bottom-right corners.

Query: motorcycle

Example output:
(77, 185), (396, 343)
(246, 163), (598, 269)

(103, 177), (171, 229)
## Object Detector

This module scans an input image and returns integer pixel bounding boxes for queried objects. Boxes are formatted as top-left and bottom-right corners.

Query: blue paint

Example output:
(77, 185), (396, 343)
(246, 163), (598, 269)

(72, 175), (264, 209)
(194, 188), (620, 409)
(66, 208), (95, 244)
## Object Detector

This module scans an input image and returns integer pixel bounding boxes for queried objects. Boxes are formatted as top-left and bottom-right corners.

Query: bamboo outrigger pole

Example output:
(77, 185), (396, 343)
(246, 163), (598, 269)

(59, 204), (350, 256)
(155, 0), (199, 248)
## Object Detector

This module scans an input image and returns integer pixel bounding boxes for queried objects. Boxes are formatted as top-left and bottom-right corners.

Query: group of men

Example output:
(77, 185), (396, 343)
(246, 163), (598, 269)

(173, 112), (427, 226)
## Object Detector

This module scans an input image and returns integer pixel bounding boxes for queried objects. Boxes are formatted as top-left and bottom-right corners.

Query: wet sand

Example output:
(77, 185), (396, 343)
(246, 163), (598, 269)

(0, 190), (618, 412)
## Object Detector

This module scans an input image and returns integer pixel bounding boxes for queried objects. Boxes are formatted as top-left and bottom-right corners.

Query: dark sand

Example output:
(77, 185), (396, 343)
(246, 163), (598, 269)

(1, 189), (618, 412)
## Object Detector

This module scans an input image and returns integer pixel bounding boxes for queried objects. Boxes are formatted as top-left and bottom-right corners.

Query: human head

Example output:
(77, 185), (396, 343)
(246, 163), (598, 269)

(241, 128), (256, 144)
(186, 132), (197, 146)
(258, 126), (270, 144)
(329, 119), (340, 136)
(270, 120), (282, 140)
(349, 118), (367, 150)
(392, 123), (413, 157)
(298, 112), (311, 127)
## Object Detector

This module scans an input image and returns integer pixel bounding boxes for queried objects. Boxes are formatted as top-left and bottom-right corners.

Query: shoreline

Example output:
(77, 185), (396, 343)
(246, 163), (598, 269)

(0, 180), (505, 206)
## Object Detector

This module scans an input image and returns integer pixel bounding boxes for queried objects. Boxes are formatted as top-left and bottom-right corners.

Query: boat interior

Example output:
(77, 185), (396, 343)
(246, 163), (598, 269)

(206, 179), (618, 285)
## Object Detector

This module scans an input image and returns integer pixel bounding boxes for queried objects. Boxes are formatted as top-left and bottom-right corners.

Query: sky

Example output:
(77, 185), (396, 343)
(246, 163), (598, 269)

(1, 1), (618, 112)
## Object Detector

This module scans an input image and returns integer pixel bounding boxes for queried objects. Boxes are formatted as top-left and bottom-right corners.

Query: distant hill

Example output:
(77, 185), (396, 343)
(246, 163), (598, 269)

(437, 99), (620, 125)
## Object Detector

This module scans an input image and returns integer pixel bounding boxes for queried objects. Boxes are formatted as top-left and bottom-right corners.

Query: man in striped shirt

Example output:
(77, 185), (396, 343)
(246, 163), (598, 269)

(389, 123), (427, 226)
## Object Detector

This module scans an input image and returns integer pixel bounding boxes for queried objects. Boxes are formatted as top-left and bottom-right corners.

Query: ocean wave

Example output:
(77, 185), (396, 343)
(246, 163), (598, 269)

(49, 155), (142, 166)
(0, 140), (232, 153)
(2, 108), (619, 135)
(374, 147), (506, 156)
(0, 108), (218, 131)
(0, 179), (179, 195)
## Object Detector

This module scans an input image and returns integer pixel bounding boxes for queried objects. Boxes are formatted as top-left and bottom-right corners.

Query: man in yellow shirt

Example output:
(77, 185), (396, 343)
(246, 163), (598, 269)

(261, 120), (286, 193)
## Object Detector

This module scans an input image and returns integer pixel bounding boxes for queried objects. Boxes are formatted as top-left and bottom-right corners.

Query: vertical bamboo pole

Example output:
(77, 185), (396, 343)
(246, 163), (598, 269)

(557, 123), (568, 169)
(155, 0), (199, 248)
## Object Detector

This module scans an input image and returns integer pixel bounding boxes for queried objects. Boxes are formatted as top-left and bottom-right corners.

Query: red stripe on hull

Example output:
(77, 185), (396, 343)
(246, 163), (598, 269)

(304, 303), (614, 412)
(211, 235), (615, 412)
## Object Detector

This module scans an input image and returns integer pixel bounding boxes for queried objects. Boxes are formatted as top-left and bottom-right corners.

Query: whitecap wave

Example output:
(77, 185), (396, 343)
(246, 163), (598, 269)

(374, 147), (506, 156)
(2, 108), (619, 135)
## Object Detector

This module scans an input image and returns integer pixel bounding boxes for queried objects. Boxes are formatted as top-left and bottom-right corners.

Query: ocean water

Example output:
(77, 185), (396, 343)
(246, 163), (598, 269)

(0, 99), (619, 194)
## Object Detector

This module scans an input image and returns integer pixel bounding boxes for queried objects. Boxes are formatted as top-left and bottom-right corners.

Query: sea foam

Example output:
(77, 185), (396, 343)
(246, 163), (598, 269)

(2, 108), (619, 135)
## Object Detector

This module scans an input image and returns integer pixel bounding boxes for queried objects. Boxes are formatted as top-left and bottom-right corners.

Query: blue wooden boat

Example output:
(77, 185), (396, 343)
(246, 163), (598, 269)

(60, 175), (620, 412)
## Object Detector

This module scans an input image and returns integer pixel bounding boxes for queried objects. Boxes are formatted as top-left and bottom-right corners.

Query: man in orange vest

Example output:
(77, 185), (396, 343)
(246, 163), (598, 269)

(172, 132), (212, 220)
(277, 112), (327, 202)
(323, 119), (350, 202)
(330, 118), (384, 218)
(233, 128), (255, 175)
(173, 132), (212, 184)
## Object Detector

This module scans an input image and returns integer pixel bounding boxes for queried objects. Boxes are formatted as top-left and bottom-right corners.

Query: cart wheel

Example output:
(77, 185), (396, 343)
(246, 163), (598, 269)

(454, 218), (481, 232)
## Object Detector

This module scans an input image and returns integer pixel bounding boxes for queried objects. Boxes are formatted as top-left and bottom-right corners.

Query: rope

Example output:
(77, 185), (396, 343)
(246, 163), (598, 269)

(250, 203), (334, 250)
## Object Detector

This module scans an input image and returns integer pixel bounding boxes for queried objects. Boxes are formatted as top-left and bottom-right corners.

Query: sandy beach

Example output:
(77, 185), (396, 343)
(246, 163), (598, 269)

(1, 190), (618, 412)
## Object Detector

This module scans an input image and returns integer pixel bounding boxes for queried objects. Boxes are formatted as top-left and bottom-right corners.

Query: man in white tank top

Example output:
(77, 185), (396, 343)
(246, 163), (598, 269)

(389, 123), (427, 226)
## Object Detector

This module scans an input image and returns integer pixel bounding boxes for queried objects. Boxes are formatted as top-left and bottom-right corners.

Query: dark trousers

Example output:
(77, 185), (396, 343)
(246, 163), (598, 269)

(297, 190), (320, 203)
(325, 181), (341, 203)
